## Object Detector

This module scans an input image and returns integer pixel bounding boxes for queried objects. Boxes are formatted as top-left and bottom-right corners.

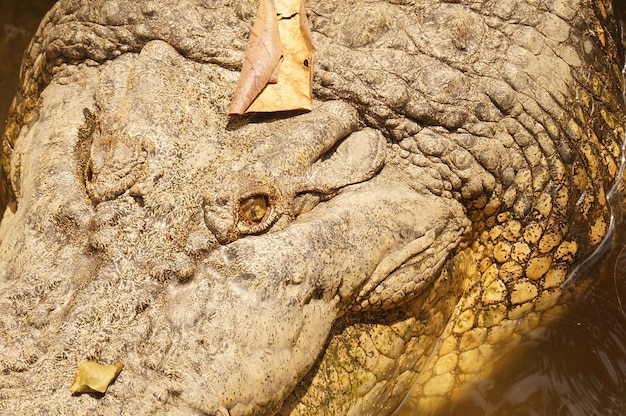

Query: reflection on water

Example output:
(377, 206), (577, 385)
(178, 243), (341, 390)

(1, 1), (626, 415)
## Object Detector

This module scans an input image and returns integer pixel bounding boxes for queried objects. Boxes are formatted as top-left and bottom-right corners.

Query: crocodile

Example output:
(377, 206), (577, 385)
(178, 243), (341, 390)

(0, 0), (624, 414)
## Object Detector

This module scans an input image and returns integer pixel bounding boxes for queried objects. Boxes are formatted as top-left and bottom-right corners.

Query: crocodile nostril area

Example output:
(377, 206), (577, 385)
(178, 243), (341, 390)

(85, 135), (154, 204)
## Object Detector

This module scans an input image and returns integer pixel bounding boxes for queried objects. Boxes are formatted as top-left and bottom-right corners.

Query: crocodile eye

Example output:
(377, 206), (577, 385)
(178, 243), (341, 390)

(239, 194), (270, 225)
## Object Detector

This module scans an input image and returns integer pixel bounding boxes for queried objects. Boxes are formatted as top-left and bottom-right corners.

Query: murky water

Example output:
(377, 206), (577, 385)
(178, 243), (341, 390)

(1, 1), (626, 415)
(0, 0), (56, 132)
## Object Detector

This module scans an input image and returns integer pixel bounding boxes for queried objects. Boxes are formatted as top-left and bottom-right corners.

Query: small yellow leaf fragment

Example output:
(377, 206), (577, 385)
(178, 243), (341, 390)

(70, 361), (124, 394)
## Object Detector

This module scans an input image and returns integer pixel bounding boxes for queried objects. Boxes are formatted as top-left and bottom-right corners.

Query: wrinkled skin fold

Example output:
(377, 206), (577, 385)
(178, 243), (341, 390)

(0, 1), (624, 415)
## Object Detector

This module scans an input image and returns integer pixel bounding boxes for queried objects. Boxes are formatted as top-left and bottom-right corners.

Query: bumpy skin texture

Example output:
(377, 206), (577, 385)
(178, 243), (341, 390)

(0, 0), (624, 415)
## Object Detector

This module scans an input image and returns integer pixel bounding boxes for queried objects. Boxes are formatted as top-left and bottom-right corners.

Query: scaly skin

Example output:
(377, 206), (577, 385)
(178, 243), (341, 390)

(0, 1), (624, 415)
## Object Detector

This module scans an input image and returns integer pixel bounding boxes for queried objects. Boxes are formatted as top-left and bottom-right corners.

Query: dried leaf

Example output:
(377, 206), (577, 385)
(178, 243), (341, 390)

(70, 361), (124, 394)
(228, 0), (282, 114)
(228, 0), (315, 115)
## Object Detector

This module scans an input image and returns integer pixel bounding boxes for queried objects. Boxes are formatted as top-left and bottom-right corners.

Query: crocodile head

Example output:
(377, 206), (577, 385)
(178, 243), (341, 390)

(0, 0), (624, 415)
(0, 37), (469, 414)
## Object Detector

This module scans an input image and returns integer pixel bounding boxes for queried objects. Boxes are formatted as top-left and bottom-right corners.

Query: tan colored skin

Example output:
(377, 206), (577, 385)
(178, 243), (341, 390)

(0, 0), (624, 415)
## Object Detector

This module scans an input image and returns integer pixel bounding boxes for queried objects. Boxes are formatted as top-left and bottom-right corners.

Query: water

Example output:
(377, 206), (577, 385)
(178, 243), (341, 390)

(0, 0), (56, 132)
(1, 1), (625, 415)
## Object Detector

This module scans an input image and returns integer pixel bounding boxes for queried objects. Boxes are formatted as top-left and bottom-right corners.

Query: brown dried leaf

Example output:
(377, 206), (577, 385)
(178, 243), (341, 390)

(228, 0), (315, 115)
(228, 0), (282, 115)
(70, 361), (124, 394)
